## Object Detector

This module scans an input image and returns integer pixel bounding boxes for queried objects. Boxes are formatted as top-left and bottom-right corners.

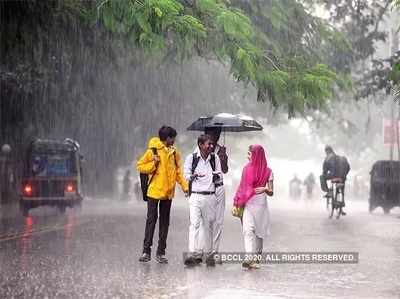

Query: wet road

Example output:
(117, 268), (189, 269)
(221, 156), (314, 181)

(0, 196), (399, 299)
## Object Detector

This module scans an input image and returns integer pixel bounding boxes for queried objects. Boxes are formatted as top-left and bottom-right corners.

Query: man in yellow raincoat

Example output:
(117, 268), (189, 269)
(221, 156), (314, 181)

(137, 126), (188, 264)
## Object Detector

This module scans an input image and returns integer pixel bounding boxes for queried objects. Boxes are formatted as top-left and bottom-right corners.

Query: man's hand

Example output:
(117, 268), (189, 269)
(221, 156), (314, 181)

(218, 146), (226, 155)
(190, 173), (205, 181)
(218, 146), (227, 160)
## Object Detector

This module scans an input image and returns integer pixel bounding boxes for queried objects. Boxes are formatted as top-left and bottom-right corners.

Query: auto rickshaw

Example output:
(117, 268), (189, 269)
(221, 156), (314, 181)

(20, 138), (84, 216)
(369, 160), (400, 214)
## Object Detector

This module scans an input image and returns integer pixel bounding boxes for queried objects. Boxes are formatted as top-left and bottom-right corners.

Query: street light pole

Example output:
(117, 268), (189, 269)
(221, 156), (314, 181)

(0, 144), (12, 204)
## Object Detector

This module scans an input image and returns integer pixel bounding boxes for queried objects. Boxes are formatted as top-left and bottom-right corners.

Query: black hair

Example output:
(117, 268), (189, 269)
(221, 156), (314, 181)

(325, 145), (334, 154)
(197, 134), (212, 146)
(159, 126), (177, 141)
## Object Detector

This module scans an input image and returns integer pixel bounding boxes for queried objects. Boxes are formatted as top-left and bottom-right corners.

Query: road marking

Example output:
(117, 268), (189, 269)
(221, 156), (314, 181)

(0, 219), (89, 243)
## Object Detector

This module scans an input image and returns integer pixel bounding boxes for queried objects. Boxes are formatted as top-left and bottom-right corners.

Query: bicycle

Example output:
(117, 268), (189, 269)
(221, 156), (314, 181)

(325, 178), (345, 219)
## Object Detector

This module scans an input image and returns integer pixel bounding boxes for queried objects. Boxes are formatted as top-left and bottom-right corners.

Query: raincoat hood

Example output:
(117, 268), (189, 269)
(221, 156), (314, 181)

(147, 137), (177, 154)
(148, 137), (166, 150)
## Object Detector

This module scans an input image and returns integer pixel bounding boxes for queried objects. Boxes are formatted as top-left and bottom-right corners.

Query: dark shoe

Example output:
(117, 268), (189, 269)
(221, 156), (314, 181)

(341, 210), (346, 216)
(184, 256), (197, 267)
(242, 261), (259, 269)
(206, 256), (216, 267)
(249, 261), (260, 269)
(242, 261), (251, 269)
(155, 254), (168, 264)
(139, 253), (151, 262)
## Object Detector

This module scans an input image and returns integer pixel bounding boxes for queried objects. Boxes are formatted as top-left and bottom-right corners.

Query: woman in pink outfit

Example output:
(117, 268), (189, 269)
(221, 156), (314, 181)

(233, 145), (274, 268)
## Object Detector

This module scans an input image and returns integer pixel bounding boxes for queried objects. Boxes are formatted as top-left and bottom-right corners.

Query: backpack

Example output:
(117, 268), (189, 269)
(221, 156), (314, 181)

(139, 148), (158, 202)
(334, 155), (350, 180)
(139, 148), (178, 201)
(188, 152), (216, 196)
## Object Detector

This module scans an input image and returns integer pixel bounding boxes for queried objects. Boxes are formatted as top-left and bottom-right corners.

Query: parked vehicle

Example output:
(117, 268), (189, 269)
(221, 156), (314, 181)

(369, 160), (400, 214)
(20, 138), (84, 216)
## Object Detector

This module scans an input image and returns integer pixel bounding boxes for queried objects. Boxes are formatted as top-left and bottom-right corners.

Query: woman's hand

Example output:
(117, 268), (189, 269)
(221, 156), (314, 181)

(254, 187), (266, 194)
(254, 186), (273, 196)
(265, 187), (273, 196)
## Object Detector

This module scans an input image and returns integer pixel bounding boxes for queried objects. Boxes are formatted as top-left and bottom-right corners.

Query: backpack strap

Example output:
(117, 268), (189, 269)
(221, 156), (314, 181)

(188, 153), (200, 196)
(191, 153), (201, 174)
(173, 151), (178, 168)
(147, 147), (158, 186)
(210, 153), (216, 171)
(191, 152), (215, 173)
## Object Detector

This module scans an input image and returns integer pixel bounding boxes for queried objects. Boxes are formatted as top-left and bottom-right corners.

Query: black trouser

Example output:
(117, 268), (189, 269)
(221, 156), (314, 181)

(143, 197), (172, 256)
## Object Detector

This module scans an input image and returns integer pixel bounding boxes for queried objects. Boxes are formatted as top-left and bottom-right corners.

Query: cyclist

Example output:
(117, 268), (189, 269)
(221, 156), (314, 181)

(320, 145), (350, 216)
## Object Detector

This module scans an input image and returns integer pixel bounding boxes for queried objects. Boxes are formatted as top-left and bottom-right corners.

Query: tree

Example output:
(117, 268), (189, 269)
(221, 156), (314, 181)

(307, 0), (393, 99)
(0, 0), (354, 194)
(91, 0), (348, 117)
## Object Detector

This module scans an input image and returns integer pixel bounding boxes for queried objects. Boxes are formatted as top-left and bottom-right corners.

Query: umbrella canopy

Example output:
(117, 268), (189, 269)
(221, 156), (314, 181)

(187, 113), (263, 132)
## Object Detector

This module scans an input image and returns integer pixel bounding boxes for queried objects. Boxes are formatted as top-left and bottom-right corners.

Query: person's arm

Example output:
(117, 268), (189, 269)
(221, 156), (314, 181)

(345, 158), (350, 178)
(137, 149), (157, 174)
(214, 154), (222, 176)
(175, 150), (189, 193)
(218, 146), (228, 174)
(183, 153), (192, 182)
(233, 166), (254, 207)
(266, 180), (274, 196)
(322, 159), (328, 177)
(254, 172), (274, 196)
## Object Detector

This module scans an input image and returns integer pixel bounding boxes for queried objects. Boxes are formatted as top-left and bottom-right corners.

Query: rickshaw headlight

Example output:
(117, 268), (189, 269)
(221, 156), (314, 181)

(23, 184), (33, 196)
(65, 183), (76, 194)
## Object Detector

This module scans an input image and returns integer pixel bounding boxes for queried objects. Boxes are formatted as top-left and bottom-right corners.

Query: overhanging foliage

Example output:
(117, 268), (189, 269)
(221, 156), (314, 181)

(86, 0), (349, 117)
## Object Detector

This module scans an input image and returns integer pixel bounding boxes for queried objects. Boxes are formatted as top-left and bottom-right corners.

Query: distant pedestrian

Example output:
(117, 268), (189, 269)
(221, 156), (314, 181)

(121, 170), (131, 201)
(303, 172), (316, 199)
(137, 126), (188, 264)
(289, 174), (301, 200)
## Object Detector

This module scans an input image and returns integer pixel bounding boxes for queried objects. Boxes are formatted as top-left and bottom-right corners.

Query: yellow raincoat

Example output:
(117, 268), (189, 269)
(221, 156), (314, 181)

(137, 137), (188, 200)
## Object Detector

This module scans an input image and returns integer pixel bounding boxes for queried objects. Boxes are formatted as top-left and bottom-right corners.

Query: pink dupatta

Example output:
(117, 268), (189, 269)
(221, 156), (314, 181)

(233, 145), (271, 207)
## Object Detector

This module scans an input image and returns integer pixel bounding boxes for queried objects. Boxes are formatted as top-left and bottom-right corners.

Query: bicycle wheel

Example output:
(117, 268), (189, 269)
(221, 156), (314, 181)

(329, 193), (335, 219)
(335, 189), (343, 219)
(329, 199), (335, 218)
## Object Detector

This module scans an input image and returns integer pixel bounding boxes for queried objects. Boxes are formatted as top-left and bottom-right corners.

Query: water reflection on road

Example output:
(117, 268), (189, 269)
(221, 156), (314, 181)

(0, 197), (399, 298)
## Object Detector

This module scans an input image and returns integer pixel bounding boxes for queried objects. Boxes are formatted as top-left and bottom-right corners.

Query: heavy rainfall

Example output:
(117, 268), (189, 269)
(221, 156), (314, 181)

(0, 0), (400, 298)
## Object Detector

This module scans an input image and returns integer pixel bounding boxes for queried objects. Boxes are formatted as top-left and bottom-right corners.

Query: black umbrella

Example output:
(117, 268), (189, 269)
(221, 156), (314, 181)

(187, 113), (263, 132)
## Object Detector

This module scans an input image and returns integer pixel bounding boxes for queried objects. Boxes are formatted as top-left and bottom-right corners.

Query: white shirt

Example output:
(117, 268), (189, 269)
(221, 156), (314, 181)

(184, 148), (222, 193)
(191, 144), (225, 184)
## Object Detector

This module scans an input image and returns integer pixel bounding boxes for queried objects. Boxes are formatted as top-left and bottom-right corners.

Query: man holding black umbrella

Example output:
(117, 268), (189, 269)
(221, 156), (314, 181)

(184, 134), (222, 267)
(185, 113), (262, 264)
